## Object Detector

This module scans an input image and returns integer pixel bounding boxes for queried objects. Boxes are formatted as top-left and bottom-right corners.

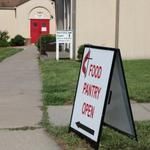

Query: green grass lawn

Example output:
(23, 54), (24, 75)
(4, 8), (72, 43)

(0, 47), (23, 62)
(45, 122), (150, 150)
(40, 59), (150, 149)
(40, 59), (150, 104)
(41, 106), (150, 150)
(124, 59), (150, 102)
(40, 60), (80, 105)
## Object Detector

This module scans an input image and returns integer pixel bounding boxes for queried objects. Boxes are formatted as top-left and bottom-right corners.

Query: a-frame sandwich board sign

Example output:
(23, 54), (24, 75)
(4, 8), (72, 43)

(69, 45), (137, 150)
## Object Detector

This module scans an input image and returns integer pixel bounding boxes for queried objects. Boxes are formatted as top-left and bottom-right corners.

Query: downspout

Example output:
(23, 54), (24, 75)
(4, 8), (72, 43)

(115, 0), (120, 48)
(72, 0), (76, 59)
(14, 7), (17, 18)
(64, 0), (66, 30)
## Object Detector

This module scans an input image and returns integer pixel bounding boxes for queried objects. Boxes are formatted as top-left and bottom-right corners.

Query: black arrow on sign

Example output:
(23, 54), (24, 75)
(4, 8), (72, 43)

(76, 121), (95, 135)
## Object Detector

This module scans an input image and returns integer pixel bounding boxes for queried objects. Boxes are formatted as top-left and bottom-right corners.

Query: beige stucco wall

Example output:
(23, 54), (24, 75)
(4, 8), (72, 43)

(0, 9), (16, 39)
(16, 0), (56, 39)
(0, 0), (56, 41)
(75, 0), (150, 59)
(75, 0), (116, 56)
(119, 0), (150, 59)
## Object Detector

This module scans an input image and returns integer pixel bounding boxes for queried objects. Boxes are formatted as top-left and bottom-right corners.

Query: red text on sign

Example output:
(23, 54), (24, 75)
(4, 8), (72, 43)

(82, 82), (101, 99)
(88, 64), (102, 79)
(82, 102), (95, 118)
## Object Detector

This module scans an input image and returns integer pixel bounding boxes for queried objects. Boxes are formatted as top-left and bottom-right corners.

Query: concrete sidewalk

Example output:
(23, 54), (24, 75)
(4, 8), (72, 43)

(0, 45), (61, 150)
(48, 102), (150, 126)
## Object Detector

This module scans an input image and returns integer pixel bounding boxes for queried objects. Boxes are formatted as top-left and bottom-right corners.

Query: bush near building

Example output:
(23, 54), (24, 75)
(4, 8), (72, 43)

(0, 31), (10, 47)
(36, 34), (56, 55)
(10, 35), (25, 46)
(77, 45), (84, 60)
(0, 31), (25, 47)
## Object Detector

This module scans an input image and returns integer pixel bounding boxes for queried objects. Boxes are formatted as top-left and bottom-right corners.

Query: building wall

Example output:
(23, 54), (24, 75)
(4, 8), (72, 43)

(75, 0), (116, 56)
(0, 9), (17, 39)
(0, 0), (56, 41)
(16, 0), (56, 39)
(75, 0), (150, 59)
(119, 0), (150, 59)
(1, 0), (150, 59)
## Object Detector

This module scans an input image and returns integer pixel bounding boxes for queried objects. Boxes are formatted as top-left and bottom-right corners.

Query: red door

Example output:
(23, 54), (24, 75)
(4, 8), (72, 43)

(30, 19), (50, 43)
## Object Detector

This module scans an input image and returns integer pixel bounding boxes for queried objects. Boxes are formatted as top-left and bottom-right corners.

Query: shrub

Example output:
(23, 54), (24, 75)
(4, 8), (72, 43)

(0, 31), (9, 41)
(0, 31), (9, 47)
(10, 35), (25, 46)
(36, 34), (56, 54)
(77, 45), (85, 60)
(0, 40), (9, 47)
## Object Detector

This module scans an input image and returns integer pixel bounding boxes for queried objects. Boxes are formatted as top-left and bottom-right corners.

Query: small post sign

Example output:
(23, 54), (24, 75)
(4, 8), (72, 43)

(69, 45), (137, 149)
(56, 30), (73, 60)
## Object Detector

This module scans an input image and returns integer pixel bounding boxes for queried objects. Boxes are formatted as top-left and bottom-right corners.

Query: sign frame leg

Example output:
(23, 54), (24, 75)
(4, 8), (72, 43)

(56, 42), (59, 61)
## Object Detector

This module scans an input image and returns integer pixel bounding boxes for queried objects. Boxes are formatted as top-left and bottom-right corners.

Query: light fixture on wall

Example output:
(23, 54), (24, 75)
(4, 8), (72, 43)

(50, 15), (54, 20)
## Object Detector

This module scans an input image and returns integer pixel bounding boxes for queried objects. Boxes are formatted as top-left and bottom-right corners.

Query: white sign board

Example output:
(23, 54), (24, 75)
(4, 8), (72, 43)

(41, 27), (47, 32)
(56, 30), (73, 43)
(70, 46), (114, 142)
(70, 45), (137, 149)
(56, 30), (73, 60)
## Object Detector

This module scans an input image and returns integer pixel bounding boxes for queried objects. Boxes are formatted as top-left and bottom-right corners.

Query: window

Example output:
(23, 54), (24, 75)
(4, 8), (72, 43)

(42, 23), (46, 27)
(33, 22), (38, 27)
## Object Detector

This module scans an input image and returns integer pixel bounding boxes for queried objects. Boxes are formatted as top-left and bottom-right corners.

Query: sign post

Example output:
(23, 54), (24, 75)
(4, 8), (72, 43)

(56, 30), (73, 60)
(69, 45), (137, 149)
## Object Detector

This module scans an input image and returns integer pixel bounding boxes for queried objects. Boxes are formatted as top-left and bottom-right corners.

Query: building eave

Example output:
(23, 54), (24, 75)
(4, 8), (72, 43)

(16, 0), (30, 7)
(0, 7), (16, 10)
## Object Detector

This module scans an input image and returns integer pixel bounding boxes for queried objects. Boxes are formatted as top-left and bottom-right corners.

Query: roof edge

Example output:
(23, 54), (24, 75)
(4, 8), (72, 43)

(0, 7), (15, 10)
(16, 0), (30, 7)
